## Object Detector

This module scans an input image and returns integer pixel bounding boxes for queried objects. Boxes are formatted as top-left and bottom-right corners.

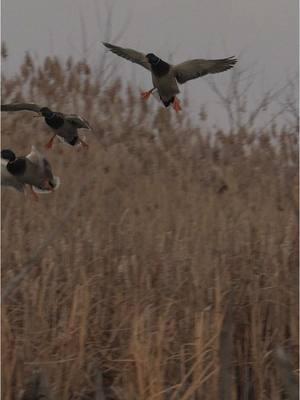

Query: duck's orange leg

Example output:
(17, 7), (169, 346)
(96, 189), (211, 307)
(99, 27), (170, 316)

(42, 179), (54, 191)
(45, 134), (56, 149)
(141, 88), (155, 100)
(172, 97), (182, 113)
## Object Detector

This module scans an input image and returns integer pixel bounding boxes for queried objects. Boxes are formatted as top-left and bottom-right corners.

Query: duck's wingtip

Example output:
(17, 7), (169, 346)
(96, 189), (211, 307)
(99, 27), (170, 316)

(102, 42), (113, 50)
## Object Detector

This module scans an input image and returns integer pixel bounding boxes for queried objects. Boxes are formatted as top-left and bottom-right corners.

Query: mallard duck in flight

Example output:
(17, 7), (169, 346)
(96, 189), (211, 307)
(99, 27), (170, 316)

(1, 103), (91, 149)
(103, 42), (237, 112)
(1, 146), (60, 200)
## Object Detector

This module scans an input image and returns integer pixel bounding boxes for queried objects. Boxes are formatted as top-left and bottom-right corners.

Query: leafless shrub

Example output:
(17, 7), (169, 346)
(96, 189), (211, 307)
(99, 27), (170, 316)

(206, 59), (298, 133)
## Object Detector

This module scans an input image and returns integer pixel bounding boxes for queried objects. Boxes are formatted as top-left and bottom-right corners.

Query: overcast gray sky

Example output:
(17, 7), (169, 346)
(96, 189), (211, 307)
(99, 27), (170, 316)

(2, 0), (298, 126)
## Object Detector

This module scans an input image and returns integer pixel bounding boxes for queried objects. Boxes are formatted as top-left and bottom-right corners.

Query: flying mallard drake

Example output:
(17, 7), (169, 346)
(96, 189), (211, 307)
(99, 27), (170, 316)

(103, 42), (237, 112)
(1, 146), (60, 200)
(1, 103), (91, 149)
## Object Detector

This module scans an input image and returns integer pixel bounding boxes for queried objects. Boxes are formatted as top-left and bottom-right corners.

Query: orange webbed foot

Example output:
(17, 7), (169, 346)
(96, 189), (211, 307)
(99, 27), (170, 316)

(173, 97), (182, 113)
(45, 134), (56, 150)
(141, 89), (154, 101)
(43, 179), (54, 191)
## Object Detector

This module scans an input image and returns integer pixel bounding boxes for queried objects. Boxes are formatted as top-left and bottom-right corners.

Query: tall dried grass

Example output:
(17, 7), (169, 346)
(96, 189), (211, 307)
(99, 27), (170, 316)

(1, 51), (299, 399)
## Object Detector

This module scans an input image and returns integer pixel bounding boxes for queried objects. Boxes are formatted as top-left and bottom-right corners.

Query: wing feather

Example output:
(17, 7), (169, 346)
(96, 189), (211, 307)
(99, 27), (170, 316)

(103, 42), (150, 71)
(26, 145), (44, 167)
(65, 115), (91, 129)
(1, 103), (41, 113)
(174, 57), (237, 84)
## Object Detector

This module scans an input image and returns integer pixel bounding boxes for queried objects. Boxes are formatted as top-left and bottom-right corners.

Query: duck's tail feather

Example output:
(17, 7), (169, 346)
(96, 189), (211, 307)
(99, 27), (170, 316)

(152, 90), (174, 107)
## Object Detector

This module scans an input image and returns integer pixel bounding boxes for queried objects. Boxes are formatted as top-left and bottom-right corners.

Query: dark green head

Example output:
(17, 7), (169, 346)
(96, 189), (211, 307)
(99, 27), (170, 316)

(6, 158), (26, 176)
(146, 53), (170, 76)
(1, 149), (16, 162)
(146, 53), (161, 66)
(40, 107), (54, 118)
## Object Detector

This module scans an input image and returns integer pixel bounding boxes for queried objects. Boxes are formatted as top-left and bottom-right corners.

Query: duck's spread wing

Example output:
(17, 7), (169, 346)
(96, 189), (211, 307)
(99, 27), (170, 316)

(1, 103), (41, 114)
(65, 115), (91, 129)
(26, 147), (59, 192)
(103, 42), (151, 71)
(174, 57), (237, 84)
(25, 145), (45, 168)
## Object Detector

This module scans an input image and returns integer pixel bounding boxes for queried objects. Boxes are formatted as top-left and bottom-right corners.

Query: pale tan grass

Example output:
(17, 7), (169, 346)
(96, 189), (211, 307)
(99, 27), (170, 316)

(1, 53), (298, 399)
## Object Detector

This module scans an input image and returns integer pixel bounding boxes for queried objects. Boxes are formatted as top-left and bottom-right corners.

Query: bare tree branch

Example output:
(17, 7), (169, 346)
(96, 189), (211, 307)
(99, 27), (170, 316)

(205, 57), (296, 132)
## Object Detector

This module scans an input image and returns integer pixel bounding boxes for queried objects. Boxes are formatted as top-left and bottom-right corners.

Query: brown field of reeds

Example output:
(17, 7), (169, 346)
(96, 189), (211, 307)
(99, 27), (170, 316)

(1, 51), (299, 399)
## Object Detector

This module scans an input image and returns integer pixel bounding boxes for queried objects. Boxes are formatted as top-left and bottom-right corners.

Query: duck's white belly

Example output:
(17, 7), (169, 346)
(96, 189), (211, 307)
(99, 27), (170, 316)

(152, 71), (180, 101)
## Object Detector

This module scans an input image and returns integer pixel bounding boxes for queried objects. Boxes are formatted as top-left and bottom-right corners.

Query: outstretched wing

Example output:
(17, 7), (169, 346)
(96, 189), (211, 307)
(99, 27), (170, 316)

(26, 145), (44, 166)
(1, 103), (42, 114)
(65, 115), (92, 130)
(103, 42), (151, 71)
(174, 57), (237, 84)
(26, 145), (60, 192)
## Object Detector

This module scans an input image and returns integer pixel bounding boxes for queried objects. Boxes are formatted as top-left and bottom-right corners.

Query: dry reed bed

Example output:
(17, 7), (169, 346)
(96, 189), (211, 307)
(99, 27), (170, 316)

(1, 54), (299, 399)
